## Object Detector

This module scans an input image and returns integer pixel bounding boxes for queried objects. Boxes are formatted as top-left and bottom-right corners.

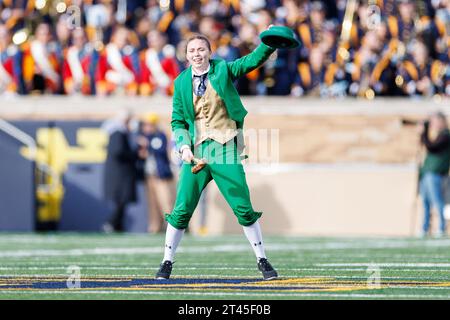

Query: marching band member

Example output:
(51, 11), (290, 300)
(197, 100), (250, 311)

(62, 28), (99, 95)
(397, 40), (446, 97)
(292, 45), (346, 97)
(346, 30), (393, 97)
(297, 1), (328, 62)
(139, 30), (180, 96)
(22, 23), (62, 94)
(97, 26), (140, 96)
(0, 23), (24, 95)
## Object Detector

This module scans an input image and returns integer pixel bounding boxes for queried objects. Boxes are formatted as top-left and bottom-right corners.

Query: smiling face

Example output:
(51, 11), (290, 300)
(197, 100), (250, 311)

(186, 37), (211, 72)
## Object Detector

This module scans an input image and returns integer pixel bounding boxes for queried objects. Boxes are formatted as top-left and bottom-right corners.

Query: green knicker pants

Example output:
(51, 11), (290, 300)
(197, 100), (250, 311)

(165, 139), (262, 229)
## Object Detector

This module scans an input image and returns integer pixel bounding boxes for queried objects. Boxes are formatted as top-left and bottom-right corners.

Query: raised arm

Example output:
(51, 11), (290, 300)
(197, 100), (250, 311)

(227, 42), (276, 80)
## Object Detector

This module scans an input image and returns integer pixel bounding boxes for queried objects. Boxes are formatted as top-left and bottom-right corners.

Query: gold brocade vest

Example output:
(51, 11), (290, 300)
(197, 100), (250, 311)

(193, 83), (238, 146)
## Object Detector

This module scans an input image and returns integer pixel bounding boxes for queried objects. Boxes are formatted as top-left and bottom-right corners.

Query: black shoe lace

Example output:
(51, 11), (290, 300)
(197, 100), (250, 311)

(160, 261), (172, 273)
(259, 258), (272, 271)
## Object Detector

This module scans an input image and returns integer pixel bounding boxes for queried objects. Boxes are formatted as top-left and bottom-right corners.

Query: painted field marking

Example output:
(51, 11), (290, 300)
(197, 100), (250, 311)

(1, 276), (449, 296)
(0, 290), (449, 299)
(1, 266), (450, 274)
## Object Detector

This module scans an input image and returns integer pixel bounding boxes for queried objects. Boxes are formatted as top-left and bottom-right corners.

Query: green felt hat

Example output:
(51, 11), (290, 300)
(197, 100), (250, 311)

(260, 25), (300, 49)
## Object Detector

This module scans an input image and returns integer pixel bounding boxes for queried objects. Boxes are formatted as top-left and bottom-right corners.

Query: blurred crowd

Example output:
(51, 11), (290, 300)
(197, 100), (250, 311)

(0, 0), (448, 98)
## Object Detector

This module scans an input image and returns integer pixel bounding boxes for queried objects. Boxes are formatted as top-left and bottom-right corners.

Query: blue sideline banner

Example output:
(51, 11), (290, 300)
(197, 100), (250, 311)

(1, 121), (148, 232)
(0, 129), (35, 231)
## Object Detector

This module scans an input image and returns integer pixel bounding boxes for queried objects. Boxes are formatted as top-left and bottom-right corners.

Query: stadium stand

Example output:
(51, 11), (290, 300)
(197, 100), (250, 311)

(0, 0), (448, 98)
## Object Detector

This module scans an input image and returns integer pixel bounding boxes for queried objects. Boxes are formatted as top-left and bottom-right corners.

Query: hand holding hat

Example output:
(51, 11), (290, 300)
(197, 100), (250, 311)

(260, 25), (300, 49)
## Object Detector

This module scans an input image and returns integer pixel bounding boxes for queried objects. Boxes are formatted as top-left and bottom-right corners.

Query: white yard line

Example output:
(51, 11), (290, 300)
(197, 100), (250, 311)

(0, 274), (448, 280)
(325, 275), (450, 280)
(1, 238), (450, 257)
(317, 263), (450, 268)
(0, 242), (373, 258)
(0, 266), (449, 273)
(0, 244), (278, 258)
(0, 266), (364, 271)
(0, 274), (304, 278)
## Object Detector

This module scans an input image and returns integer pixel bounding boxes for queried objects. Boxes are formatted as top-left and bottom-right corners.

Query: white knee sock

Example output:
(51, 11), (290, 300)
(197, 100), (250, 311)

(162, 224), (185, 262)
(243, 221), (267, 261)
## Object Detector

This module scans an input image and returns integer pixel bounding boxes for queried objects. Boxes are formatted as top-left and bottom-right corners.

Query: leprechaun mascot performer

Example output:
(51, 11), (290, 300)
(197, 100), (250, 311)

(156, 26), (300, 280)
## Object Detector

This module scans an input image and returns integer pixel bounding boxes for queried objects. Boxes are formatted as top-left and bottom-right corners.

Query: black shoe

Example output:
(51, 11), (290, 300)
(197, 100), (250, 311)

(156, 260), (173, 279)
(257, 258), (278, 280)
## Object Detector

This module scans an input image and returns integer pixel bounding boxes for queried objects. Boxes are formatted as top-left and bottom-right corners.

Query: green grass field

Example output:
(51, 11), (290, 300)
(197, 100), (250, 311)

(0, 233), (450, 300)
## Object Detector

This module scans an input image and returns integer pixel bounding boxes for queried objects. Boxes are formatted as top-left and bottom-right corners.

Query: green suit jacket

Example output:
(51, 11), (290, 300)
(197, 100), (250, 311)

(171, 42), (276, 151)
